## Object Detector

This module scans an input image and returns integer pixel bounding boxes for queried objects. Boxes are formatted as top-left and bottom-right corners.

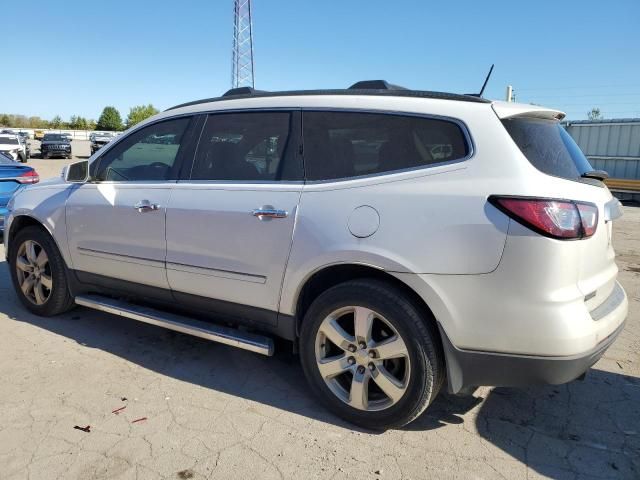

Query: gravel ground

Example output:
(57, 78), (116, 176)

(0, 166), (638, 479)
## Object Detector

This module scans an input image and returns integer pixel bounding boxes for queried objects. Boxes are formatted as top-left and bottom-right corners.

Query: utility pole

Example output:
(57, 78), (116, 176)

(505, 85), (514, 102)
(231, 0), (255, 89)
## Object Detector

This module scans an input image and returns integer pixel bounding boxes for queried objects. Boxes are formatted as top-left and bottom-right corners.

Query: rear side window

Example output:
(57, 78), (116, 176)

(190, 112), (301, 181)
(502, 117), (594, 181)
(303, 111), (470, 181)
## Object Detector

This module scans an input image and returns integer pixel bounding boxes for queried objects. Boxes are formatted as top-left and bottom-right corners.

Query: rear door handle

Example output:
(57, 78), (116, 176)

(134, 200), (160, 213)
(252, 206), (288, 220)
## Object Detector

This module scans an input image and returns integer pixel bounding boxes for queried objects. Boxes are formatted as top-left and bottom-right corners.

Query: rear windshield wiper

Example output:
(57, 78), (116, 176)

(581, 170), (609, 181)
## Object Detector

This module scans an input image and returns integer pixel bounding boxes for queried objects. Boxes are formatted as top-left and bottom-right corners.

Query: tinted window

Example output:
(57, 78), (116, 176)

(0, 136), (19, 145)
(43, 134), (65, 141)
(303, 111), (469, 181)
(191, 112), (299, 181)
(502, 118), (594, 180)
(95, 117), (190, 181)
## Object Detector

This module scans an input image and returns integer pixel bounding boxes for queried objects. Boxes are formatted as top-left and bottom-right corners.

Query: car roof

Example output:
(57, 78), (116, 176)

(166, 80), (491, 111)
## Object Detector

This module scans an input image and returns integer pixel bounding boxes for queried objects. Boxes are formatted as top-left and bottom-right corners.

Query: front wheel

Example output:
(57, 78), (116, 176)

(9, 226), (75, 316)
(299, 279), (444, 430)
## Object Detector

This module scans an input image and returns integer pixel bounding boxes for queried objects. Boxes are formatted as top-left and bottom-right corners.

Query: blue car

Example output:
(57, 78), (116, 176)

(0, 152), (39, 233)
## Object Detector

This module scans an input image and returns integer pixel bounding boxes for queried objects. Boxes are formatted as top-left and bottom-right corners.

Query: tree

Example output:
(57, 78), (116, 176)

(587, 107), (602, 121)
(50, 115), (63, 129)
(69, 115), (89, 130)
(96, 106), (123, 131)
(126, 104), (159, 129)
(0, 114), (10, 126)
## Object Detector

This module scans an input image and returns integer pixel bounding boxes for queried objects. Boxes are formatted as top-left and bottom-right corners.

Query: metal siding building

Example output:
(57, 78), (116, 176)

(564, 118), (640, 201)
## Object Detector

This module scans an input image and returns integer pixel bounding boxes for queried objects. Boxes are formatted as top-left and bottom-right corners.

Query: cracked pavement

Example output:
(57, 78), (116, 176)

(0, 163), (638, 479)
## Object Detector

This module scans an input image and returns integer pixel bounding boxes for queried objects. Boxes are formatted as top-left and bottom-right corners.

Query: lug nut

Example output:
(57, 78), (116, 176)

(359, 342), (367, 350)
(368, 350), (376, 358)
(348, 357), (355, 365)
(357, 366), (366, 374)
(368, 363), (375, 371)
(348, 344), (357, 352)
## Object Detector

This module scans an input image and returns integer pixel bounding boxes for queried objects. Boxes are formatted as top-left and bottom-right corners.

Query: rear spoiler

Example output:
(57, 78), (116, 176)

(492, 101), (566, 121)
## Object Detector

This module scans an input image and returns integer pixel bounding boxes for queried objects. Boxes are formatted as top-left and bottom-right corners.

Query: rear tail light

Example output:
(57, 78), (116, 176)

(489, 196), (598, 240)
(16, 170), (40, 184)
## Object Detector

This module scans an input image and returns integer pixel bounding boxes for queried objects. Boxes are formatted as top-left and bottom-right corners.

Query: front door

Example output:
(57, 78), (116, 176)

(165, 111), (304, 324)
(66, 116), (195, 290)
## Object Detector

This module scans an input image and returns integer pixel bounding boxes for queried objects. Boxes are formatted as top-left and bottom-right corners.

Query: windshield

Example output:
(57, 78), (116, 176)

(0, 136), (19, 145)
(502, 117), (594, 181)
(43, 134), (65, 141)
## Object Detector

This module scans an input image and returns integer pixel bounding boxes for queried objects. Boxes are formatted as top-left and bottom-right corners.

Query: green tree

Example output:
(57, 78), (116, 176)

(587, 107), (602, 121)
(88, 119), (97, 130)
(0, 114), (10, 126)
(125, 104), (159, 129)
(96, 106), (123, 131)
(69, 115), (89, 130)
(50, 115), (63, 129)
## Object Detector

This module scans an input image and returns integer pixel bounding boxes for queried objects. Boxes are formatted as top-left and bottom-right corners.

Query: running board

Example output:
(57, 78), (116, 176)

(75, 294), (274, 356)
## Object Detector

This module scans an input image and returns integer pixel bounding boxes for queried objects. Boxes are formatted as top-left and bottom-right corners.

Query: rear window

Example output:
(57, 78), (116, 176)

(303, 111), (470, 181)
(0, 136), (19, 145)
(502, 117), (594, 181)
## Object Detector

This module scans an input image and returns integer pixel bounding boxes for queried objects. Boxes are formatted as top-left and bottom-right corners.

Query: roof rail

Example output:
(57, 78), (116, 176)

(348, 80), (408, 91)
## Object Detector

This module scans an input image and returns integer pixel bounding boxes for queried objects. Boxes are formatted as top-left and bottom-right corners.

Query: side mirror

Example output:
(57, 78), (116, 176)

(65, 160), (89, 183)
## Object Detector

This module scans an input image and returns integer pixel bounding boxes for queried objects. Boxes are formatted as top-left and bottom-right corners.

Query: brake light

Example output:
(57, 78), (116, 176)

(16, 170), (40, 184)
(489, 196), (598, 240)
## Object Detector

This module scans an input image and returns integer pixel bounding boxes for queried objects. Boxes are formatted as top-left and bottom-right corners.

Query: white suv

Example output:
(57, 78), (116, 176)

(4, 82), (628, 429)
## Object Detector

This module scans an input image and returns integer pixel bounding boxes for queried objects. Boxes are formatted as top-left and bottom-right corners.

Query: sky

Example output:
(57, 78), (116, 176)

(3, 0), (639, 121)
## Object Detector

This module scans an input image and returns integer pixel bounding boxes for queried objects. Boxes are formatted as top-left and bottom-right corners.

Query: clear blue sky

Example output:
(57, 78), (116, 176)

(3, 0), (639, 121)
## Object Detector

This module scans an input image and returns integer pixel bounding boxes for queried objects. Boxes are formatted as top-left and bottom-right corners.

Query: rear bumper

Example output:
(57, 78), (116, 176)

(440, 281), (627, 393)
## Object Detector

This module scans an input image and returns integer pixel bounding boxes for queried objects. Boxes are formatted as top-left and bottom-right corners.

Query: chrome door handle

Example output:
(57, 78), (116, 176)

(252, 207), (288, 219)
(134, 200), (160, 213)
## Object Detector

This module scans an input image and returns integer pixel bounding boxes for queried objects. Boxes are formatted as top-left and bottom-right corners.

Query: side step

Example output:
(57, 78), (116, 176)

(75, 294), (274, 356)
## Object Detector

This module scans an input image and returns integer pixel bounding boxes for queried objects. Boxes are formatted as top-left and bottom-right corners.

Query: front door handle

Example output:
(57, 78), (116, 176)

(134, 200), (160, 213)
(252, 206), (288, 220)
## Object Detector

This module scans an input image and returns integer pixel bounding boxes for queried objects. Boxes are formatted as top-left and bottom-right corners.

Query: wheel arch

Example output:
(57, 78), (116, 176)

(7, 215), (60, 260)
(293, 263), (442, 340)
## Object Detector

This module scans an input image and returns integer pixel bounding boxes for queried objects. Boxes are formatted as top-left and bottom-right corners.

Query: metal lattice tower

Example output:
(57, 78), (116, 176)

(231, 0), (255, 88)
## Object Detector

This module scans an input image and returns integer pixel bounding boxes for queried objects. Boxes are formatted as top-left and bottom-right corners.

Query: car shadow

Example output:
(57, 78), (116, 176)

(0, 265), (479, 435)
(474, 372), (640, 478)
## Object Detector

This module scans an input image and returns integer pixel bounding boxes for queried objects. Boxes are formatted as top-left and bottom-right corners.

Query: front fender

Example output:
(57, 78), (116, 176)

(6, 184), (73, 267)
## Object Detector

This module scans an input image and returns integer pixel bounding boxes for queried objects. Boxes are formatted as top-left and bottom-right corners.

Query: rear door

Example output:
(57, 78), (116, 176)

(65, 116), (197, 290)
(499, 113), (620, 308)
(165, 110), (303, 324)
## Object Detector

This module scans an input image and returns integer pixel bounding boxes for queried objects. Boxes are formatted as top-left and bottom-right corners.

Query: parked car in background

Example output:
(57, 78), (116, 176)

(3, 82), (628, 429)
(0, 154), (38, 232)
(0, 134), (26, 162)
(0, 131), (29, 161)
(90, 132), (115, 155)
(34, 130), (45, 141)
(39, 133), (72, 159)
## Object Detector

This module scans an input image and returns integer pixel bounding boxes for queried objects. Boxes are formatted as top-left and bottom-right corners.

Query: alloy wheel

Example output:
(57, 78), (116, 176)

(315, 306), (411, 411)
(15, 240), (52, 306)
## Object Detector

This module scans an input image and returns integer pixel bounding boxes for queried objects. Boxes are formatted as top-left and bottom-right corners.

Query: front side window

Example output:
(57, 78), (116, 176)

(303, 111), (470, 181)
(95, 117), (190, 181)
(190, 112), (300, 181)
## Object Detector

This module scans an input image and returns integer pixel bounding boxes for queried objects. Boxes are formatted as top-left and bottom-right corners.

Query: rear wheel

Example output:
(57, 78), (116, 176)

(9, 226), (75, 316)
(299, 279), (444, 430)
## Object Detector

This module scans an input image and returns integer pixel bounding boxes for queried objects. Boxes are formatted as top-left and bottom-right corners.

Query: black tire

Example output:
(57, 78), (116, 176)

(299, 279), (445, 430)
(19, 152), (26, 163)
(41, 152), (48, 159)
(8, 225), (75, 317)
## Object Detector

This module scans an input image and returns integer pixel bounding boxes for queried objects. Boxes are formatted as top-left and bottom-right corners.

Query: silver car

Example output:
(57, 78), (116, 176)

(4, 82), (628, 429)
